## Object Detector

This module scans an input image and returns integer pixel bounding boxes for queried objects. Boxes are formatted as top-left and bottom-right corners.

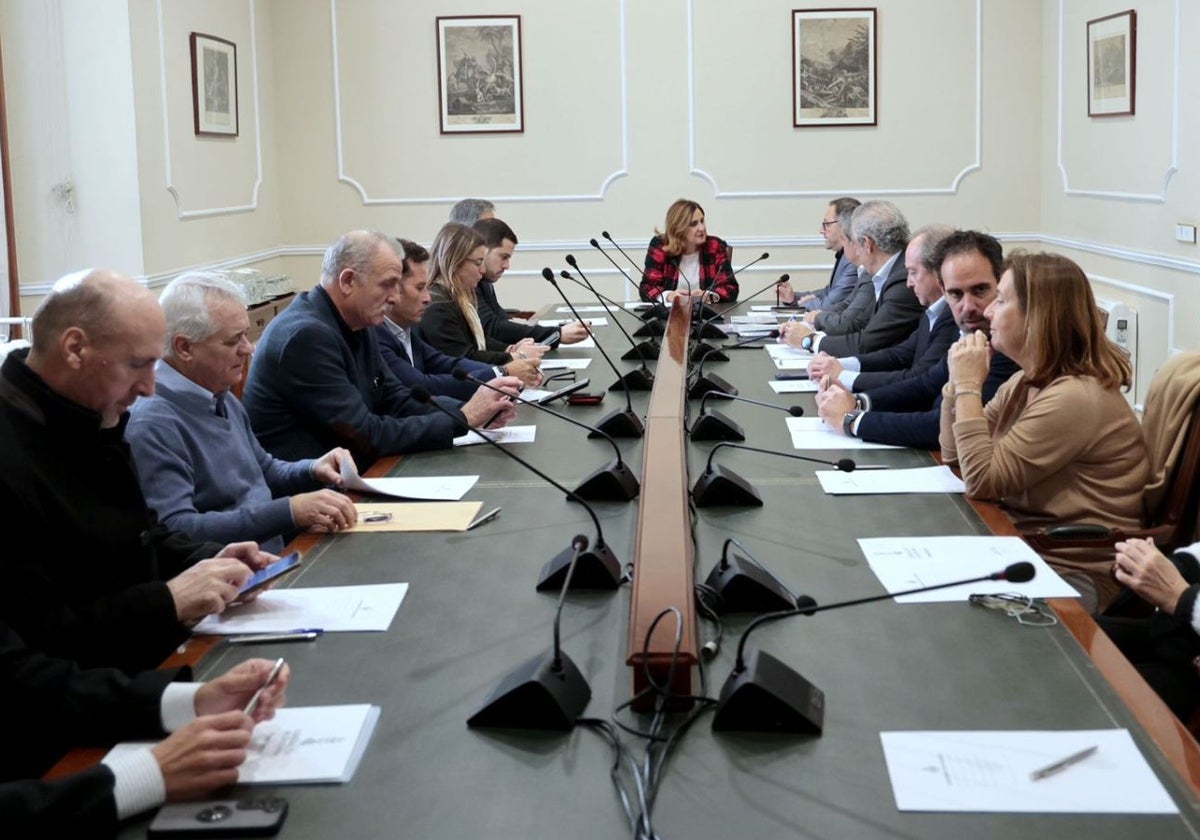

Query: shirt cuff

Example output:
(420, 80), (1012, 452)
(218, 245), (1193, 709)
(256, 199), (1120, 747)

(161, 682), (202, 732)
(849, 412), (866, 437)
(492, 366), (505, 378)
(840, 371), (859, 389)
(840, 357), (862, 372)
(810, 332), (827, 353)
(102, 748), (166, 821)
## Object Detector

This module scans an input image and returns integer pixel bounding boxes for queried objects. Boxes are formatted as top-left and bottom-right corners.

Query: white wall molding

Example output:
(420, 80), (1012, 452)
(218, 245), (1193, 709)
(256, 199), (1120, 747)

(330, 0), (629, 205)
(1056, 0), (1180, 202)
(1088, 273), (1176, 353)
(688, 0), (982, 198)
(156, 0), (265, 219)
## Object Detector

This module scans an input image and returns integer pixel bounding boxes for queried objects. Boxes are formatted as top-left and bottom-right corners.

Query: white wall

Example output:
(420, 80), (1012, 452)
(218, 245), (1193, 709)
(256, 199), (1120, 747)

(1, 0), (1196, 404)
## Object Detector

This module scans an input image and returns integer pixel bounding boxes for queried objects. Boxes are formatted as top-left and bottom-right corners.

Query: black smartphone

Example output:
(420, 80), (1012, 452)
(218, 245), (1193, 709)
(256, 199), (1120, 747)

(566, 392), (605, 406)
(536, 378), (590, 405)
(774, 371), (812, 381)
(147, 798), (288, 837)
(237, 552), (301, 600)
(536, 330), (561, 347)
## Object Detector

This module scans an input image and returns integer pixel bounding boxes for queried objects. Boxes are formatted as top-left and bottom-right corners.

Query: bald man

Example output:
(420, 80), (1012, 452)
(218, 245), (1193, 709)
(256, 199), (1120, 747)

(0, 270), (273, 674)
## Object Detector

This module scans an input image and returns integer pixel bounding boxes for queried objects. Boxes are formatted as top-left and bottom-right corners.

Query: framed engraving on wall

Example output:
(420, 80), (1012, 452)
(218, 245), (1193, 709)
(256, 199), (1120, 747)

(792, 8), (877, 127)
(1087, 10), (1136, 117)
(189, 32), (239, 136)
(436, 16), (524, 134)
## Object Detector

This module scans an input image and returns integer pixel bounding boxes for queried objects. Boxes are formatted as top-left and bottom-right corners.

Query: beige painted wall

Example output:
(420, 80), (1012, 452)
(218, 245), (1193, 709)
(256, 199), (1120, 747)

(2, 0), (1195, 406)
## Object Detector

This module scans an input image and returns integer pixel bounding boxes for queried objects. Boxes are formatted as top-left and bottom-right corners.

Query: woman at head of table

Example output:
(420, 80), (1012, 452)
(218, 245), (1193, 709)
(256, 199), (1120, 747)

(639, 199), (738, 305)
(939, 251), (1149, 612)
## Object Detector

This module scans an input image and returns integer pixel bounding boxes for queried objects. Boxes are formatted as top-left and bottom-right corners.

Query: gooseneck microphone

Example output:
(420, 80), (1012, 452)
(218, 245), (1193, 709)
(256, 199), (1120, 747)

(711, 562), (1037, 734)
(541, 268), (644, 438)
(691, 273), (790, 363)
(562, 259), (659, 387)
(453, 368), (639, 502)
(467, 532), (594, 730)
(410, 385), (623, 592)
(691, 390), (805, 441)
(688, 332), (779, 399)
(688, 252), (772, 340)
(691, 441), (855, 508)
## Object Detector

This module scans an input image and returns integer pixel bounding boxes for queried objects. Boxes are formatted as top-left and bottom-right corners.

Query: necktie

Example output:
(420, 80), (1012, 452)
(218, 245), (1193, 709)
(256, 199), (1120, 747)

(214, 393), (228, 419)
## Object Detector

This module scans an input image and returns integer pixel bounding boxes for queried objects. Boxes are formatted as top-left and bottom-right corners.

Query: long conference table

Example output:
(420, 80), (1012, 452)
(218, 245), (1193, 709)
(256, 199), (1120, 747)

(52, 297), (1200, 838)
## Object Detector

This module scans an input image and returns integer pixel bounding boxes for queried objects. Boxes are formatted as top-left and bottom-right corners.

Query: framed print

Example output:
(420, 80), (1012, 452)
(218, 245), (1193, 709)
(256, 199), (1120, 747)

(1087, 10), (1136, 117)
(436, 16), (524, 134)
(189, 32), (238, 136)
(792, 8), (877, 127)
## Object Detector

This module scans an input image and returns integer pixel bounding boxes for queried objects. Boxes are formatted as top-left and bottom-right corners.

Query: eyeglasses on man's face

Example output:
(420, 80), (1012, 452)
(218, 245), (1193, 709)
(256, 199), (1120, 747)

(820, 220), (839, 229)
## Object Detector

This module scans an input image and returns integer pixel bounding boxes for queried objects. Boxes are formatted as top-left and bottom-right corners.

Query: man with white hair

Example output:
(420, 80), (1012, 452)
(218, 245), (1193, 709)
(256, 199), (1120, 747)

(128, 272), (359, 554)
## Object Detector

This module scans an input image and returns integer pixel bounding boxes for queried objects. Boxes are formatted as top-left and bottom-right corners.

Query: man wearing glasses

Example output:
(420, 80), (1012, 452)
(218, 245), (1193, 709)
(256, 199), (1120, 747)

(776, 197), (861, 312)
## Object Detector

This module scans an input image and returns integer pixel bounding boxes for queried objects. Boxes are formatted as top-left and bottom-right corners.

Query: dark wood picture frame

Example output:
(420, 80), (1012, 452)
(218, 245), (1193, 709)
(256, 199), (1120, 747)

(435, 15), (524, 135)
(792, 8), (877, 127)
(190, 32), (239, 137)
(1087, 10), (1136, 117)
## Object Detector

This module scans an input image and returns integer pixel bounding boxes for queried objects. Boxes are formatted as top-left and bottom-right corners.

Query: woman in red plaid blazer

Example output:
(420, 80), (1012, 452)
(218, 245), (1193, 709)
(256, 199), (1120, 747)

(639, 199), (738, 304)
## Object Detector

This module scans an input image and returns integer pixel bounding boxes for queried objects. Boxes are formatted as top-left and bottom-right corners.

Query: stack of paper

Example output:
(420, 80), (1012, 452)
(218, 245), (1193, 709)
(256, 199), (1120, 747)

(453, 425), (537, 446)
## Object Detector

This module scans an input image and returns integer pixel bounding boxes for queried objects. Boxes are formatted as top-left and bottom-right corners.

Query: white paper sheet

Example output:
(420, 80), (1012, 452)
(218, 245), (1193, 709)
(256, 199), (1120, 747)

(193, 583), (409, 634)
(775, 358), (813, 370)
(880, 729), (1177, 814)
(856, 535), (1080, 602)
(539, 359), (591, 371)
(749, 305), (778, 312)
(555, 305), (610, 313)
(817, 465), (966, 495)
(453, 425), (537, 446)
(769, 379), (819, 394)
(730, 314), (777, 325)
(560, 336), (596, 349)
(339, 464), (478, 501)
(786, 417), (901, 450)
(766, 344), (812, 360)
(540, 317), (608, 327)
(106, 705), (381, 786)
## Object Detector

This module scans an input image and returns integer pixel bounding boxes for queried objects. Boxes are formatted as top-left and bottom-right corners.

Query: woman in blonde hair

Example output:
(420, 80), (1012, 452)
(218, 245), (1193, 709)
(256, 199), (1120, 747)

(640, 199), (737, 305)
(940, 251), (1148, 610)
(421, 223), (542, 386)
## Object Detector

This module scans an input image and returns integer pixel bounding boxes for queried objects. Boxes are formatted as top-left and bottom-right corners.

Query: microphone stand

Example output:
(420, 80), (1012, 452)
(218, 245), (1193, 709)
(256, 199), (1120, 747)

(467, 534), (594, 730)
(598, 231), (666, 321)
(692, 442), (857, 508)
(411, 386), (623, 591)
(711, 562), (1037, 734)
(691, 273), (789, 362)
(542, 268), (644, 438)
(456, 369), (639, 502)
(701, 537), (799, 617)
(562, 260), (659, 383)
(688, 333), (777, 400)
(690, 390), (804, 442)
(688, 252), (771, 343)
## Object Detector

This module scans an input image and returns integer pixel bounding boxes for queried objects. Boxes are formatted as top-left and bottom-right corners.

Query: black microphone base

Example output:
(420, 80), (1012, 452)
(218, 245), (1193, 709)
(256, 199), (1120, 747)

(703, 554), (795, 614)
(536, 541), (623, 591)
(692, 321), (726, 340)
(690, 343), (728, 363)
(571, 459), (640, 502)
(692, 463), (763, 508)
(688, 371), (737, 400)
(633, 320), (665, 338)
(621, 340), (661, 361)
(591, 408), (645, 438)
(711, 649), (825, 734)
(689, 410), (745, 442)
(608, 367), (655, 392)
(466, 649), (592, 730)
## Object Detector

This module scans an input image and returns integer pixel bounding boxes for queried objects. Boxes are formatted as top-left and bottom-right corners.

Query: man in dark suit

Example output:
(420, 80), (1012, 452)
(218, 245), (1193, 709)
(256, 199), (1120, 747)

(473, 218), (590, 348)
(807, 225), (958, 391)
(780, 200), (924, 357)
(814, 230), (1019, 450)
(376, 238), (530, 398)
(1, 621), (286, 837)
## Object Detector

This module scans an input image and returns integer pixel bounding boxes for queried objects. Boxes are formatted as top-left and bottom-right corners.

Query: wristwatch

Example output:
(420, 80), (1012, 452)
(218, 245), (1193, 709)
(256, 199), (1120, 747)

(843, 409), (863, 437)
(801, 334), (814, 352)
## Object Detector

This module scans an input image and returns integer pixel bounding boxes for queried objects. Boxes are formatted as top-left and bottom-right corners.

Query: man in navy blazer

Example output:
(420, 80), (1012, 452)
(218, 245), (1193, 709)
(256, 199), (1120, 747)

(807, 225), (958, 391)
(376, 239), (534, 399)
(780, 201), (924, 357)
(815, 230), (1019, 450)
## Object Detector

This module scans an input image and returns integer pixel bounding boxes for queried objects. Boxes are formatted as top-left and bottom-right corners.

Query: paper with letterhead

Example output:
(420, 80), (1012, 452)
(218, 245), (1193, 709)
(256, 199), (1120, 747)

(879, 729), (1177, 813)
(857, 535), (1080, 602)
(817, 465), (966, 495)
(349, 501), (481, 532)
(766, 344), (812, 360)
(453, 425), (537, 446)
(540, 317), (608, 327)
(786, 417), (900, 450)
(106, 705), (381, 785)
(539, 359), (591, 371)
(769, 379), (819, 394)
(339, 463), (478, 501)
(193, 583), (408, 634)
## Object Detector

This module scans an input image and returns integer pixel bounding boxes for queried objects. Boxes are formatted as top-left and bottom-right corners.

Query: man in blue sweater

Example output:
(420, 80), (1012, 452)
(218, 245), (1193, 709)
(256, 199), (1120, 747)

(128, 273), (360, 553)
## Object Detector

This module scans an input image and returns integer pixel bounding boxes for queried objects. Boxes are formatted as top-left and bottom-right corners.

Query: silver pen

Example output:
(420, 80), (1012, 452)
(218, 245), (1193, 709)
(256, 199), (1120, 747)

(1029, 745), (1098, 781)
(242, 657), (286, 716)
(467, 506), (502, 530)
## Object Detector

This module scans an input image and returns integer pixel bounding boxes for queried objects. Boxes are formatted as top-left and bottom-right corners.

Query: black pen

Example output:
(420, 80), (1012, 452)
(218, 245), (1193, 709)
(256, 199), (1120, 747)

(467, 506), (502, 530)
